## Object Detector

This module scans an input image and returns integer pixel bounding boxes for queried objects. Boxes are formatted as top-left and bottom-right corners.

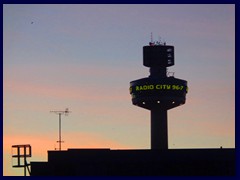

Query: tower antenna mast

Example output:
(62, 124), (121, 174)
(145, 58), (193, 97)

(50, 108), (71, 151)
(151, 32), (153, 43)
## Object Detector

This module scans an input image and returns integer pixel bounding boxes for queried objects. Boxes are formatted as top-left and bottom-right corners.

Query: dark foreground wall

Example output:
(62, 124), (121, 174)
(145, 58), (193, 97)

(31, 148), (235, 176)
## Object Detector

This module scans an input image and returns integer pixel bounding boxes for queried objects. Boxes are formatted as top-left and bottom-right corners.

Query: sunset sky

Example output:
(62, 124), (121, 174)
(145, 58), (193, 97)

(3, 4), (235, 176)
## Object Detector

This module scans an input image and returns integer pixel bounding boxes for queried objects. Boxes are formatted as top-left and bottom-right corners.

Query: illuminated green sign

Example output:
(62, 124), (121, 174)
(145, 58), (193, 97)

(130, 84), (188, 94)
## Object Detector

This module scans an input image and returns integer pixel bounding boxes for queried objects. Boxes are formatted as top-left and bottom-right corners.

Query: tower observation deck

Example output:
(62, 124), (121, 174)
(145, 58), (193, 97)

(130, 41), (188, 149)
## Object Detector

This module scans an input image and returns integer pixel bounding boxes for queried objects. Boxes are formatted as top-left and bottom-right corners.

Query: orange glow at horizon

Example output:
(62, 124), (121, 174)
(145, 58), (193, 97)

(3, 131), (133, 176)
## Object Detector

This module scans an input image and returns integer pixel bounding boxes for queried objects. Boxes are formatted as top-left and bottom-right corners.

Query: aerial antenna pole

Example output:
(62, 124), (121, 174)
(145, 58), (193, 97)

(50, 108), (71, 151)
(150, 32), (155, 46)
(158, 36), (162, 44)
(151, 32), (153, 43)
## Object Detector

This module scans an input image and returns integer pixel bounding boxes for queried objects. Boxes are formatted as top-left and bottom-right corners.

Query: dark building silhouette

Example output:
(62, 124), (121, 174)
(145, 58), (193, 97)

(29, 42), (235, 176)
(31, 148), (235, 176)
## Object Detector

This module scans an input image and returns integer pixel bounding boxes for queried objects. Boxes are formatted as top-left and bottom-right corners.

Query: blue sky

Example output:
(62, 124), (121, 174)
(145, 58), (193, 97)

(3, 4), (235, 176)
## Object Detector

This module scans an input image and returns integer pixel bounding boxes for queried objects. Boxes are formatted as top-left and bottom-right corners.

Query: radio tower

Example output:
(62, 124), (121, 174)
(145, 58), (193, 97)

(129, 38), (188, 149)
(50, 108), (71, 151)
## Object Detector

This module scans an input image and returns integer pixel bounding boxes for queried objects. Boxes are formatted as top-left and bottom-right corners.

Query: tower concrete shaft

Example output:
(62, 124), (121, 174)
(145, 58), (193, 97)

(150, 66), (168, 150)
(151, 109), (168, 149)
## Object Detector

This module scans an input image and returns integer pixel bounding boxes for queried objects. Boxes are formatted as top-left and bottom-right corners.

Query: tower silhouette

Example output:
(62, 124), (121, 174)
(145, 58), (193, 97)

(130, 41), (188, 149)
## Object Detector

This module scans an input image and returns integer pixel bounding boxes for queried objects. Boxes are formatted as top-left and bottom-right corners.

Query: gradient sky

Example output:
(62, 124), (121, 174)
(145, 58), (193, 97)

(3, 4), (235, 176)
